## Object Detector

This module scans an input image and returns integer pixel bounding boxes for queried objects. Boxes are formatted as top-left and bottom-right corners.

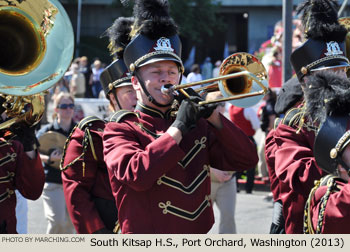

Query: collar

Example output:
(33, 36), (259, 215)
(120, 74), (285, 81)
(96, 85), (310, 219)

(135, 102), (173, 119)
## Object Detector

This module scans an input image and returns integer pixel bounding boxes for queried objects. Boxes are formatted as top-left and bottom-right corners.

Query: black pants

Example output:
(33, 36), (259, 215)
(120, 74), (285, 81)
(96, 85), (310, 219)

(269, 200), (286, 234)
(237, 136), (256, 193)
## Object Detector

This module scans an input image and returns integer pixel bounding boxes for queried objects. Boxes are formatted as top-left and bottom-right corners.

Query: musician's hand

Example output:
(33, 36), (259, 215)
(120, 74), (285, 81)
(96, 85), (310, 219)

(210, 168), (233, 183)
(174, 88), (202, 103)
(50, 149), (62, 162)
(171, 98), (201, 136)
(11, 124), (39, 152)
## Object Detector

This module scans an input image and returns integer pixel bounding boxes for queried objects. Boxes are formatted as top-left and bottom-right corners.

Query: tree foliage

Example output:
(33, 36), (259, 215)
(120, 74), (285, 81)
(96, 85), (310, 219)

(111, 0), (226, 43)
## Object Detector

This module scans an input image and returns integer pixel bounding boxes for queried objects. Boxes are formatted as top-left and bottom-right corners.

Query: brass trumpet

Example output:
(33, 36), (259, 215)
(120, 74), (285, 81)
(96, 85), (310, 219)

(162, 52), (268, 108)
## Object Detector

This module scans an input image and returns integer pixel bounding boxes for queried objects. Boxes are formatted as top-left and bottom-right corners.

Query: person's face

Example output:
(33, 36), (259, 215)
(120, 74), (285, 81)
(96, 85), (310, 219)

(114, 85), (137, 111)
(132, 60), (180, 108)
(341, 144), (350, 168)
(80, 58), (88, 67)
(338, 144), (350, 181)
(55, 97), (74, 121)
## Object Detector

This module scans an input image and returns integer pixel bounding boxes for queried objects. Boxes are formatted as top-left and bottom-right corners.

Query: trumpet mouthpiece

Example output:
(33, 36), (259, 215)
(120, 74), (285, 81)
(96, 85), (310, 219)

(161, 84), (174, 95)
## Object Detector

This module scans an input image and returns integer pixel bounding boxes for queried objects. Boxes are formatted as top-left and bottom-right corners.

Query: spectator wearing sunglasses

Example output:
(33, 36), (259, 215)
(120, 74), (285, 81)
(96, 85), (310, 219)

(36, 92), (77, 234)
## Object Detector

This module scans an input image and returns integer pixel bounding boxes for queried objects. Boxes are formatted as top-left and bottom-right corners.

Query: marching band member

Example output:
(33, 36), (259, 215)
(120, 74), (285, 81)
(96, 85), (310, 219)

(270, 0), (350, 233)
(302, 71), (350, 234)
(61, 17), (137, 234)
(103, 0), (258, 234)
(265, 76), (303, 234)
(0, 97), (44, 234)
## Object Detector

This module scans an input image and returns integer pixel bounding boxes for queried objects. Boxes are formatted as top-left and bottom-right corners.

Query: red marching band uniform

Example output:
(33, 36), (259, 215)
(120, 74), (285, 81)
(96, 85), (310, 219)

(61, 117), (118, 233)
(104, 105), (258, 233)
(266, 0), (350, 233)
(0, 139), (44, 233)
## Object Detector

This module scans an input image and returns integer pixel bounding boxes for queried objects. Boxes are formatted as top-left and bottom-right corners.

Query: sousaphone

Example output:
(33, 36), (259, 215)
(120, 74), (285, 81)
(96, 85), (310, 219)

(0, 0), (74, 130)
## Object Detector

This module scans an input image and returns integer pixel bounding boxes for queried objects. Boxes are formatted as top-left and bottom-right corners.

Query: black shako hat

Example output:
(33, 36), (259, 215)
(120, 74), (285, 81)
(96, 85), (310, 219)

(290, 0), (350, 82)
(274, 76), (303, 115)
(100, 16), (134, 98)
(123, 0), (184, 73)
(100, 60), (132, 97)
(303, 71), (350, 174)
(314, 115), (350, 173)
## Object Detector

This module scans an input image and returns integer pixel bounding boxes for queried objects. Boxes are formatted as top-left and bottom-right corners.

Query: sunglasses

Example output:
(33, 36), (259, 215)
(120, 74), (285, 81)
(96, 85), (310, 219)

(57, 103), (75, 109)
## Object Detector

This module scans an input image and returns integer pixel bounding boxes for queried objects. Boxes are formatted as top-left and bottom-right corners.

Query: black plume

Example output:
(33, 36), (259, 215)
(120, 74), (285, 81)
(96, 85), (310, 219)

(304, 71), (350, 123)
(132, 0), (178, 40)
(297, 0), (347, 42)
(105, 17), (134, 59)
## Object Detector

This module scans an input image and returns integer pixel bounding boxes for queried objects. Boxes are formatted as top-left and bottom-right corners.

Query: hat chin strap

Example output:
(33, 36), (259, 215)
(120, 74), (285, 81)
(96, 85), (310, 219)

(114, 91), (123, 110)
(135, 70), (173, 108)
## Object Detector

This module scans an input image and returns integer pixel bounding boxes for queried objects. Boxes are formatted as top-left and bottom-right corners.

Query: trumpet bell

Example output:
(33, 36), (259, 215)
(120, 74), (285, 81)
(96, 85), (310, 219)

(0, 0), (74, 96)
(218, 52), (268, 108)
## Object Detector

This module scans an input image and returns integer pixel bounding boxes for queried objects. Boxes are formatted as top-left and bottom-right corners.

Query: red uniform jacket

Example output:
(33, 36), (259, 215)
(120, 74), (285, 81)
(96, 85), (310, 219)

(308, 180), (350, 233)
(274, 123), (326, 233)
(62, 118), (117, 234)
(0, 139), (44, 234)
(103, 104), (258, 234)
(265, 129), (281, 202)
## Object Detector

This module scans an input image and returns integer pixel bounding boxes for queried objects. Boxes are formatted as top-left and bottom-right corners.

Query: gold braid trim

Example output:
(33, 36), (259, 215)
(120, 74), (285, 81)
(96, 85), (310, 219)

(60, 124), (79, 171)
(304, 175), (340, 234)
(60, 126), (92, 177)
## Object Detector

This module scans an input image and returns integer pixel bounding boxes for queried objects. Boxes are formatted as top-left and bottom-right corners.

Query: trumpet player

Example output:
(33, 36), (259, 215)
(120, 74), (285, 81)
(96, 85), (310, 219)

(102, 0), (258, 234)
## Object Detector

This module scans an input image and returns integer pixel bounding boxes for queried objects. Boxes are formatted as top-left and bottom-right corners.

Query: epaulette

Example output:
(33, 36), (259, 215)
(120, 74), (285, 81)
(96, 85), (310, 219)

(280, 107), (302, 127)
(78, 116), (106, 130)
(303, 174), (345, 234)
(109, 109), (138, 123)
(60, 116), (105, 175)
(273, 117), (282, 130)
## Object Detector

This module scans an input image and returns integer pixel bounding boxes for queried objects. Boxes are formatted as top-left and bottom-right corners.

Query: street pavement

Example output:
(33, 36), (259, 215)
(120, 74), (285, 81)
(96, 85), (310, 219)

(27, 189), (273, 234)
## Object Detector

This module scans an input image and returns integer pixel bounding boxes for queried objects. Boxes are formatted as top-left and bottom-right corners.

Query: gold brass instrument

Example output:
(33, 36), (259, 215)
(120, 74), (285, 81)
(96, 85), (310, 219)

(162, 52), (268, 108)
(0, 0), (74, 130)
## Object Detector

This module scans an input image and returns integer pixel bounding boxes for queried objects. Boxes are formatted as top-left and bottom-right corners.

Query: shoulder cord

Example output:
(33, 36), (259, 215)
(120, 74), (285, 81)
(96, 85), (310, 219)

(304, 176), (337, 234)
(60, 126), (98, 177)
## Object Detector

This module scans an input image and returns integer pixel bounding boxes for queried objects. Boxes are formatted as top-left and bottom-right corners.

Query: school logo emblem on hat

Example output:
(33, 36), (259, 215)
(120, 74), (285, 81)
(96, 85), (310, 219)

(153, 37), (174, 52)
(325, 41), (343, 56)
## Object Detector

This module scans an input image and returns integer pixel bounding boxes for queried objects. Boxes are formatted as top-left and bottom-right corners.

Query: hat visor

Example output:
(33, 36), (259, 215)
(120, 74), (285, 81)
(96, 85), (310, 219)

(310, 61), (350, 72)
(115, 82), (133, 88)
(138, 56), (183, 68)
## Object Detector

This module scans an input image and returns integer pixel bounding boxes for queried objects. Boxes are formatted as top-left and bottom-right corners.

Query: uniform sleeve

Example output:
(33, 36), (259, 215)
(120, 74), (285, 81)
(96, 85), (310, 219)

(13, 141), (44, 200)
(265, 129), (280, 201)
(274, 124), (323, 195)
(61, 130), (105, 234)
(103, 122), (185, 192)
(207, 114), (258, 171)
(311, 182), (350, 233)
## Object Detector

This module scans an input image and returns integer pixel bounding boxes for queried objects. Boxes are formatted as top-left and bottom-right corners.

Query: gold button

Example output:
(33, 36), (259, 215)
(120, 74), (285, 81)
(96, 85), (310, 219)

(301, 67), (308, 75)
(330, 148), (338, 159)
(108, 83), (113, 90)
(130, 63), (135, 72)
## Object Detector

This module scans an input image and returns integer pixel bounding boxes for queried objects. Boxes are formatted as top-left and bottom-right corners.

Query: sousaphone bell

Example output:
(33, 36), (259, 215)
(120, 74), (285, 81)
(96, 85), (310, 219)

(0, 0), (74, 130)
